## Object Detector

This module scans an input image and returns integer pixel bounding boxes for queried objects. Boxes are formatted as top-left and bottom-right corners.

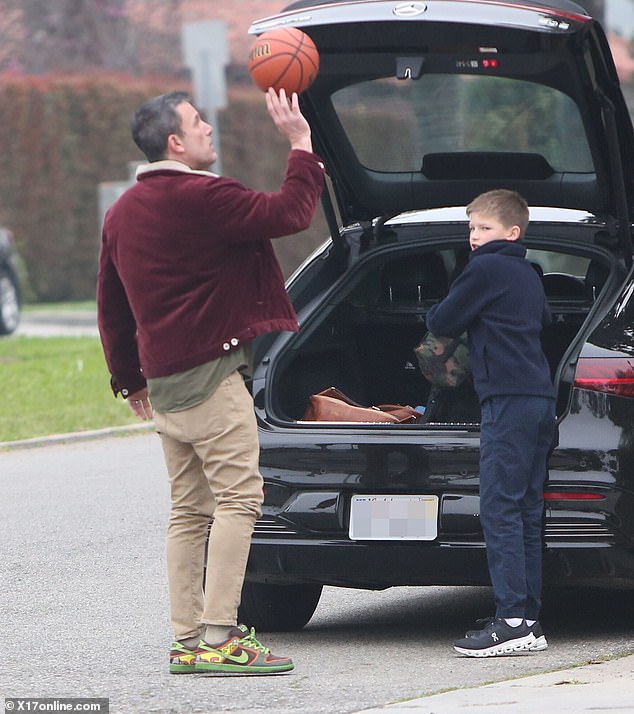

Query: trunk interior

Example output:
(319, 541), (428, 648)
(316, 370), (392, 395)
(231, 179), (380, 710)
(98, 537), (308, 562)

(269, 237), (620, 426)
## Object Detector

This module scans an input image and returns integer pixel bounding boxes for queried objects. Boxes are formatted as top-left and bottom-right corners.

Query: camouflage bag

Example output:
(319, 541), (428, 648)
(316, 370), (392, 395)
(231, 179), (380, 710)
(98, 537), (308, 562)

(414, 332), (471, 388)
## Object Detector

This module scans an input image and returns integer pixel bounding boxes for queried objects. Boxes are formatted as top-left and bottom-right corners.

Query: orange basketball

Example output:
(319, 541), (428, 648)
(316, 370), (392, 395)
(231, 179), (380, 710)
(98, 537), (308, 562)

(248, 27), (319, 95)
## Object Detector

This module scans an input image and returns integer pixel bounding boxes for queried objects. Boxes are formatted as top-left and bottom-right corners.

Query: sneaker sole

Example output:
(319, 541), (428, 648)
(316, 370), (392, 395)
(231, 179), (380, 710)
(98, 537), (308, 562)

(169, 664), (197, 674)
(454, 633), (536, 657)
(195, 662), (294, 675)
(529, 635), (548, 651)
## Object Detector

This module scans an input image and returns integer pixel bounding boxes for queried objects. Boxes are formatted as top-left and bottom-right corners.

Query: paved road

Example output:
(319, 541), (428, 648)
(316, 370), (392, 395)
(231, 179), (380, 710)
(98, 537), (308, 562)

(15, 307), (99, 337)
(1, 433), (634, 713)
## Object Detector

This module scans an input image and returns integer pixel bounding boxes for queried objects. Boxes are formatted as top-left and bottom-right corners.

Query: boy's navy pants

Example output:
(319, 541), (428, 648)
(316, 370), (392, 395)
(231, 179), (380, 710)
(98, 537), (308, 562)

(479, 394), (556, 620)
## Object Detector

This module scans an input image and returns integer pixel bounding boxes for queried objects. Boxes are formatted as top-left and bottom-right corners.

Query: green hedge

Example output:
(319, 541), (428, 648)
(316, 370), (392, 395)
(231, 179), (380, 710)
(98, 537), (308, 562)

(0, 75), (328, 302)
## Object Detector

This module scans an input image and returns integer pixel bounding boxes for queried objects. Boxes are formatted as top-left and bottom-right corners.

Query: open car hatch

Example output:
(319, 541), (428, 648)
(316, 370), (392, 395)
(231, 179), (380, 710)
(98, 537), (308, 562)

(249, 0), (634, 260)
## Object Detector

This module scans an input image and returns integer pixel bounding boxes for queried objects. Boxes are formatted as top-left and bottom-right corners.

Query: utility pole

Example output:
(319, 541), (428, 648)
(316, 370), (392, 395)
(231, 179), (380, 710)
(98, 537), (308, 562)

(181, 21), (229, 175)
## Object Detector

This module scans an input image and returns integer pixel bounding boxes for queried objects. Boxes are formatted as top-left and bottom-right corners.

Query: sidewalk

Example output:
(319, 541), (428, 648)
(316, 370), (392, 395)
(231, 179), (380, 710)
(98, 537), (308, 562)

(357, 652), (634, 713)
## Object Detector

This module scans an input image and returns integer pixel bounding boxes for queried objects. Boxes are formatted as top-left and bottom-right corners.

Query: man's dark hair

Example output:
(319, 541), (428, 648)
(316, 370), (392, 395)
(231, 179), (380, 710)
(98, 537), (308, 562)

(131, 91), (193, 162)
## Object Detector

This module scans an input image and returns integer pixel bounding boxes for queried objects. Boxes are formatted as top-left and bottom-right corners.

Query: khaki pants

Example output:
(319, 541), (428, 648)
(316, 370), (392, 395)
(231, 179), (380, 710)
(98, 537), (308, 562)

(154, 370), (263, 640)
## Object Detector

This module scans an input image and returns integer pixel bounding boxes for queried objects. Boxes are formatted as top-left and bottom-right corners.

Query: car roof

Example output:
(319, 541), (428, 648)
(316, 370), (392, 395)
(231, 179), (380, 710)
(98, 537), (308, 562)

(249, 1), (634, 233)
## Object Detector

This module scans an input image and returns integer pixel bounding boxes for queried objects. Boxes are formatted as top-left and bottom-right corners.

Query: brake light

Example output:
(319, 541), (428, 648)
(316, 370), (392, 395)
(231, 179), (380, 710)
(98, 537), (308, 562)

(573, 357), (634, 397)
(544, 491), (605, 501)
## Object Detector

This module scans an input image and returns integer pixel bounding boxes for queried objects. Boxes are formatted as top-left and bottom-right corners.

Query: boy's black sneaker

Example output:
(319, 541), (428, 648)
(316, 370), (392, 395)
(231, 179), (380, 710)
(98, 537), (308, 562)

(465, 617), (548, 652)
(453, 617), (536, 657)
(527, 621), (548, 651)
(465, 616), (495, 638)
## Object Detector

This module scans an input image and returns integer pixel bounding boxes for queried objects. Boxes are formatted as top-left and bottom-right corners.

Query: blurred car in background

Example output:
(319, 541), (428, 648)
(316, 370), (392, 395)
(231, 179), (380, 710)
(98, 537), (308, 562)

(0, 226), (21, 335)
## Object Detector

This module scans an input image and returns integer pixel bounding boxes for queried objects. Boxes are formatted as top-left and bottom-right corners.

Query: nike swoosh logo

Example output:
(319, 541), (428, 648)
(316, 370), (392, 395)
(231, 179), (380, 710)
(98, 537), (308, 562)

(223, 650), (250, 664)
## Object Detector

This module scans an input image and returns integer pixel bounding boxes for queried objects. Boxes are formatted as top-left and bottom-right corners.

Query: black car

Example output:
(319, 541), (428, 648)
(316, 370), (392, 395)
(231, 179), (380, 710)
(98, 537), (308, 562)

(0, 226), (21, 335)
(238, 0), (634, 631)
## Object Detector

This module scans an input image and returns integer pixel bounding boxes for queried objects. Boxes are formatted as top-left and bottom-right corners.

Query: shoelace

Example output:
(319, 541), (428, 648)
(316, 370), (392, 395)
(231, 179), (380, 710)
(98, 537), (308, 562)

(239, 626), (270, 653)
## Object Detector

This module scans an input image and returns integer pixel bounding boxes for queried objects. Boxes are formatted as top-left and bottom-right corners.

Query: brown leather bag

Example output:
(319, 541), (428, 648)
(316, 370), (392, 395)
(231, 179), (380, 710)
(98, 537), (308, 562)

(302, 387), (420, 424)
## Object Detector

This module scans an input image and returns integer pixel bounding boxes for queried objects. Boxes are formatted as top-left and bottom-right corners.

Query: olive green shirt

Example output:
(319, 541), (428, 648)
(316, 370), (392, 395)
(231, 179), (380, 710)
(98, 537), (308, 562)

(147, 344), (252, 413)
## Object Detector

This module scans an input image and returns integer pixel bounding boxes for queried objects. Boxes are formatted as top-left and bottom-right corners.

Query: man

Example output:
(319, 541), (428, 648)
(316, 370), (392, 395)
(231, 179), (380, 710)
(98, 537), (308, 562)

(97, 88), (324, 674)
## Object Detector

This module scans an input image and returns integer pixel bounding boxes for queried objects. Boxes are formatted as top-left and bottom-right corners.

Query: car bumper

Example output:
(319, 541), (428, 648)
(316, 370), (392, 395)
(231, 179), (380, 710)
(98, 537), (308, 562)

(246, 537), (634, 590)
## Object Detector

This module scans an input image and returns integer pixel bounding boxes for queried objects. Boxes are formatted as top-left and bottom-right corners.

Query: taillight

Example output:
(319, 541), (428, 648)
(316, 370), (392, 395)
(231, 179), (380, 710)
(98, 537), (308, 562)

(573, 357), (634, 398)
(543, 491), (605, 501)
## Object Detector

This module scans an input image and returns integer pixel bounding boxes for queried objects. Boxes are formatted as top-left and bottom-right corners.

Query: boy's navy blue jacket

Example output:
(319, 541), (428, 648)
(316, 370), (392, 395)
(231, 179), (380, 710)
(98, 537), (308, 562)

(426, 240), (555, 404)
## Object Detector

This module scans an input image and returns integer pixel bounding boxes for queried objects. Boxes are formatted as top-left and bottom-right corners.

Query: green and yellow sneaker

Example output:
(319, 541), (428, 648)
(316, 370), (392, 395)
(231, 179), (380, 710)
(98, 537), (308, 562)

(195, 624), (294, 675)
(169, 641), (198, 674)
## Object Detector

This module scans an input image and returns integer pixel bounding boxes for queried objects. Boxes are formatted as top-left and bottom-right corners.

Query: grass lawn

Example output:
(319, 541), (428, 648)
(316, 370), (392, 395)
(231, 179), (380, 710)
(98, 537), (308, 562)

(0, 335), (141, 443)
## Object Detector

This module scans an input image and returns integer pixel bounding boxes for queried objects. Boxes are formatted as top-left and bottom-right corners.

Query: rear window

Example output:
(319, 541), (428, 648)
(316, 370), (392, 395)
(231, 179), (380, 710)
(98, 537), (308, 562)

(332, 74), (593, 174)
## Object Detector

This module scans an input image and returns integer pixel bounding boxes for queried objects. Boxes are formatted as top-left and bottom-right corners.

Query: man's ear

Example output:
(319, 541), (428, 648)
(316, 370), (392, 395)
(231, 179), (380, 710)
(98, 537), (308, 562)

(166, 133), (184, 156)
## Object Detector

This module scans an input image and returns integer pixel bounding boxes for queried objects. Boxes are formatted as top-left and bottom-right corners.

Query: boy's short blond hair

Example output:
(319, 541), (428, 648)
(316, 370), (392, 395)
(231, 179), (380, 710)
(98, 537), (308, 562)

(466, 189), (529, 238)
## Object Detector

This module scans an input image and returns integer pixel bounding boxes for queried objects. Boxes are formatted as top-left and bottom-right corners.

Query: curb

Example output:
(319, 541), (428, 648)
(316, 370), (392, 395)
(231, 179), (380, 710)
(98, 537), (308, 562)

(358, 651), (634, 712)
(0, 422), (155, 450)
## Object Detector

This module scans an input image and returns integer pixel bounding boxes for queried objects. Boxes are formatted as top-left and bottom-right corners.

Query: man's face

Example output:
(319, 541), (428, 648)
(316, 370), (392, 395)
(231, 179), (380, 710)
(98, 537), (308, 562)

(468, 211), (520, 251)
(173, 102), (217, 170)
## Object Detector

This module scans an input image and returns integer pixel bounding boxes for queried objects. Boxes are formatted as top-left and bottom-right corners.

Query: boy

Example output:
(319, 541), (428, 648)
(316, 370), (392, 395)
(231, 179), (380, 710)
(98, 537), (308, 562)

(426, 189), (556, 657)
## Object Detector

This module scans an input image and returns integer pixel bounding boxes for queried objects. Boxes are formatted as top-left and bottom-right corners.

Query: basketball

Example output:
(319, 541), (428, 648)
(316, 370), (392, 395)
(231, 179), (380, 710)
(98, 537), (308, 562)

(248, 28), (319, 95)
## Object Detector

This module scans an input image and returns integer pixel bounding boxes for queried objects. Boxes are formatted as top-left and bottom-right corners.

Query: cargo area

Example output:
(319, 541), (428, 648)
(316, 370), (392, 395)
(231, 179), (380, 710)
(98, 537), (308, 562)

(268, 241), (618, 426)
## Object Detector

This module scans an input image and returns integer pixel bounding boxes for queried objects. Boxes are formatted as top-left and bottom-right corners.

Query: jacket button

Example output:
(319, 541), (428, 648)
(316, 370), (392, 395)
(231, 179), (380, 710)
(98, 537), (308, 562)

(223, 342), (230, 351)
(231, 337), (239, 346)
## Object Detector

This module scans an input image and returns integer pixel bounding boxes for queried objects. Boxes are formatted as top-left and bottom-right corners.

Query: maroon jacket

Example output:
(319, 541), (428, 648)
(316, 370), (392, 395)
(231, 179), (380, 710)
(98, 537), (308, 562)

(97, 150), (324, 397)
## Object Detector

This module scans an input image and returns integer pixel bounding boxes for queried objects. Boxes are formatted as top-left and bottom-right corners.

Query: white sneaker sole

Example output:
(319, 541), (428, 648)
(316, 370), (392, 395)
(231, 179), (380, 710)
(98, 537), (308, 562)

(454, 633), (536, 657)
(529, 635), (548, 651)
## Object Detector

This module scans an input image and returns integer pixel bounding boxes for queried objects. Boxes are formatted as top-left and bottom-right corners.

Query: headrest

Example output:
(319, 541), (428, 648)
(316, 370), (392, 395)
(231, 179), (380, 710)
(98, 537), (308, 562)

(585, 260), (610, 300)
(542, 272), (586, 299)
(382, 253), (449, 304)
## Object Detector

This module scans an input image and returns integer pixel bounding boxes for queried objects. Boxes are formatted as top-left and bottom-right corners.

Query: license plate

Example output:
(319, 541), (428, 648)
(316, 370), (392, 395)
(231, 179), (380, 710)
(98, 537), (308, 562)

(349, 494), (439, 540)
